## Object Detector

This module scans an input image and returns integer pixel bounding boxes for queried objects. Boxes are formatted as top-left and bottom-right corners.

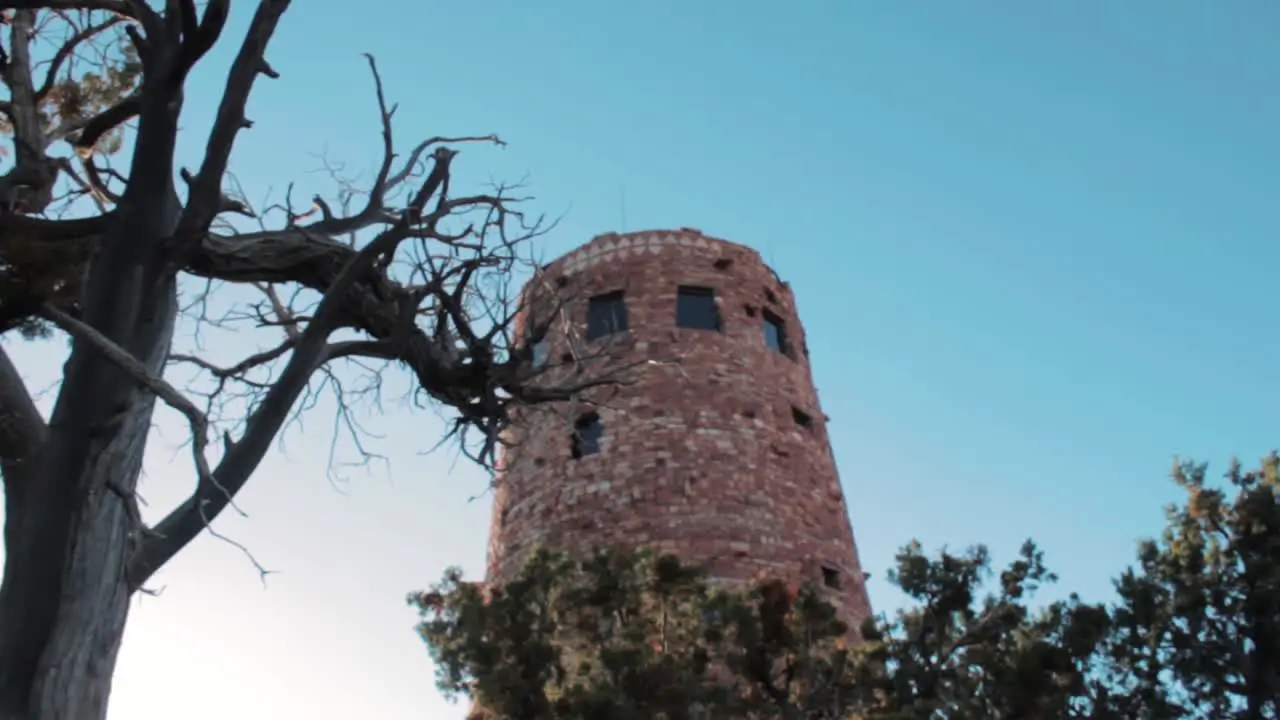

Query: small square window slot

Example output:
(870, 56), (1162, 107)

(821, 566), (842, 590)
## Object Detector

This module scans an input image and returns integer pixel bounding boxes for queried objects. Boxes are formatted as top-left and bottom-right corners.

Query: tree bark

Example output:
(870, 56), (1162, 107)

(0, 3), (296, 717)
(0, 279), (176, 720)
(0, 10), (60, 214)
(0, 78), (183, 714)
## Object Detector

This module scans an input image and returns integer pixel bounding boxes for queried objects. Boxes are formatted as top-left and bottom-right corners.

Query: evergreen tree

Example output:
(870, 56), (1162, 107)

(413, 454), (1280, 719)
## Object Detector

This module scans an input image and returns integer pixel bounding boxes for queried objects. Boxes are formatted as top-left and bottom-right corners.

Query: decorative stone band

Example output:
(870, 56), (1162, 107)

(552, 229), (752, 277)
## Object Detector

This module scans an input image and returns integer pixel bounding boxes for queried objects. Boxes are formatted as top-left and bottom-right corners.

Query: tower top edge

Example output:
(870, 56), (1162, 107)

(532, 228), (786, 286)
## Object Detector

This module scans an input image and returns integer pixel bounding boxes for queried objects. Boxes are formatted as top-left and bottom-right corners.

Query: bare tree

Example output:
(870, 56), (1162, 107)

(0, 3), (625, 718)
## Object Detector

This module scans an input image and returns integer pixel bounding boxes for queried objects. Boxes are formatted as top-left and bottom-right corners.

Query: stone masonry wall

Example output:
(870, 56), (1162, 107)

(484, 228), (872, 631)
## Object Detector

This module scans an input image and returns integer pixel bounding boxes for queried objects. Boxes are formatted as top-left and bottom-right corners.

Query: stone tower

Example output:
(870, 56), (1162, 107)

(485, 228), (871, 629)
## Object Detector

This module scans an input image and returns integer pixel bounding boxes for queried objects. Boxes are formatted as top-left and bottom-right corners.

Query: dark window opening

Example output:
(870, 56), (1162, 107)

(792, 406), (814, 429)
(764, 288), (778, 304)
(571, 412), (603, 458)
(763, 310), (789, 355)
(713, 258), (733, 271)
(676, 286), (721, 331)
(822, 566), (842, 590)
(586, 291), (628, 340)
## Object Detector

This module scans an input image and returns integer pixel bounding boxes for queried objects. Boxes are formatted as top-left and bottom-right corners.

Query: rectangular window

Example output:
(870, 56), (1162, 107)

(572, 412), (603, 458)
(762, 310), (788, 355)
(586, 291), (628, 341)
(675, 286), (721, 331)
(821, 565), (841, 590)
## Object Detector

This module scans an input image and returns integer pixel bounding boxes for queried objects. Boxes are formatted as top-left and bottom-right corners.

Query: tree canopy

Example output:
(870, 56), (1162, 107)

(412, 454), (1280, 719)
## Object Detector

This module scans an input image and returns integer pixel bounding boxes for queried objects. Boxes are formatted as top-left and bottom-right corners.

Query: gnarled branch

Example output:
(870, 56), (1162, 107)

(174, 0), (285, 248)
(129, 132), (470, 586)
(4, 35), (636, 592)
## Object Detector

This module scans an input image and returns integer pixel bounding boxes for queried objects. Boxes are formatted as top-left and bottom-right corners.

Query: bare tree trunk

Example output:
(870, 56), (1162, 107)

(39, 285), (174, 719)
(0, 74), (182, 710)
(0, 4), (283, 710)
(0, 269), (177, 719)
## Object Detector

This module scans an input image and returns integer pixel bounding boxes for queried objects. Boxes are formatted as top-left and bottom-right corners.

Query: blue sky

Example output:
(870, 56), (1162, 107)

(3, 1), (1278, 718)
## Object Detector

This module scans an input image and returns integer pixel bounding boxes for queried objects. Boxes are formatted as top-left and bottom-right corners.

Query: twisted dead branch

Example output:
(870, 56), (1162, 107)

(0, 4), (641, 716)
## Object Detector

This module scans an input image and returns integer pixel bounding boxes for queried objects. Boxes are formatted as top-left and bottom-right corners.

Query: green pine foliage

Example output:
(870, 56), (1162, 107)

(411, 453), (1279, 719)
